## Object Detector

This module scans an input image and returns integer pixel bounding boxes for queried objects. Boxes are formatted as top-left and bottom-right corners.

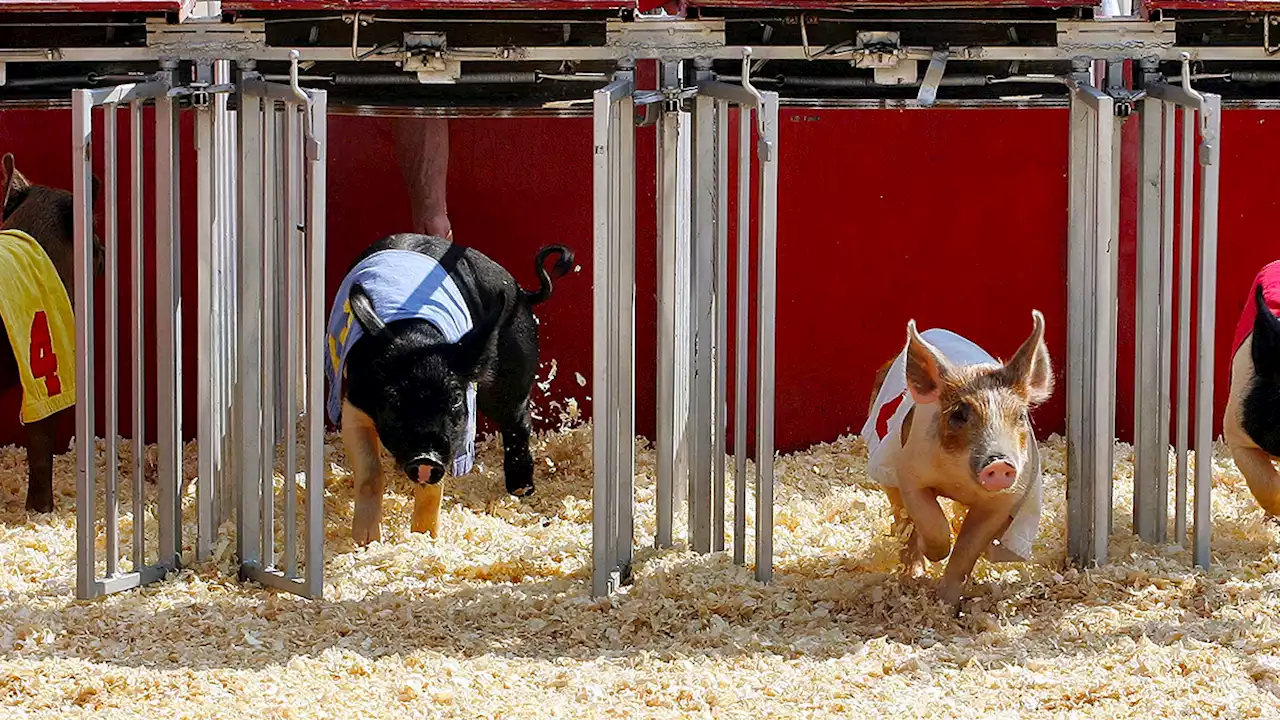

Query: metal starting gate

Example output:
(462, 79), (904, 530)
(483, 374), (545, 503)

(73, 54), (328, 599)
(1066, 53), (1222, 569)
(43, 4), (1272, 602)
(592, 51), (781, 597)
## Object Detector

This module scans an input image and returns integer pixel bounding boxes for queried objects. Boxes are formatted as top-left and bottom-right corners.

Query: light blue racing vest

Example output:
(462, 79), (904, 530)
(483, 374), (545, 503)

(325, 249), (476, 477)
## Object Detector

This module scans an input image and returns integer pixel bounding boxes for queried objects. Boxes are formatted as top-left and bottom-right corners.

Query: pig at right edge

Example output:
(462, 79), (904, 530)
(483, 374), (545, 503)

(1223, 261), (1280, 517)
(863, 311), (1054, 609)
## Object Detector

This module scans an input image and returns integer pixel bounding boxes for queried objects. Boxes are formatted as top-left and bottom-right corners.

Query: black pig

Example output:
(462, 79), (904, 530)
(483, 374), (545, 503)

(326, 234), (573, 545)
(1224, 261), (1280, 517)
(0, 153), (103, 513)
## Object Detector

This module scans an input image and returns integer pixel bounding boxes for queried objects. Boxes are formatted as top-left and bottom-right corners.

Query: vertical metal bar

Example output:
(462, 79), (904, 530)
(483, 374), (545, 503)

(104, 102), (120, 578)
(1175, 105), (1193, 545)
(283, 101), (300, 579)
(261, 99), (278, 569)
(655, 67), (678, 550)
(1107, 111), (1123, 538)
(1065, 87), (1090, 564)
(713, 98), (729, 554)
(591, 80), (617, 598)
(733, 104), (750, 567)
(1157, 100), (1175, 544)
(155, 71), (181, 570)
(215, 59), (235, 530)
(1133, 96), (1163, 543)
(1193, 95), (1220, 569)
(754, 91), (779, 584)
(73, 89), (96, 600)
(196, 86), (215, 562)
(305, 89), (328, 597)
(130, 99), (146, 572)
(615, 86), (635, 578)
(689, 92), (715, 554)
(1091, 94), (1115, 566)
(237, 78), (264, 571)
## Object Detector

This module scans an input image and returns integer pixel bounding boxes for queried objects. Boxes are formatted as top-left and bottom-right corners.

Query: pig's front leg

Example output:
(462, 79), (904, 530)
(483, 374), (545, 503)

(1231, 445), (1280, 517)
(899, 485), (952, 563)
(411, 483), (444, 537)
(24, 413), (59, 513)
(342, 401), (385, 545)
(938, 500), (1016, 608)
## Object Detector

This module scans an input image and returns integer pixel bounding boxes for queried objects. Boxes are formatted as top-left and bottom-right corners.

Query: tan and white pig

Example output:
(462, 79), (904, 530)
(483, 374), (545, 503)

(862, 311), (1054, 607)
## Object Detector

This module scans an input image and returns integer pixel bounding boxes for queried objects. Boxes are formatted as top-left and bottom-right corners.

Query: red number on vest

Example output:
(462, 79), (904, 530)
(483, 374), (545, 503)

(29, 311), (62, 396)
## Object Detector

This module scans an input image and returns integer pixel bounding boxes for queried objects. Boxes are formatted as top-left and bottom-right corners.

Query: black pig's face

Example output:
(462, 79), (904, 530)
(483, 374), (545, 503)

(343, 283), (501, 484)
(351, 346), (469, 483)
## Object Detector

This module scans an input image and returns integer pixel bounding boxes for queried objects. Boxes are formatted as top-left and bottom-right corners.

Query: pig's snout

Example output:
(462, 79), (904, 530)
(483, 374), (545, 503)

(405, 454), (446, 485)
(978, 457), (1019, 491)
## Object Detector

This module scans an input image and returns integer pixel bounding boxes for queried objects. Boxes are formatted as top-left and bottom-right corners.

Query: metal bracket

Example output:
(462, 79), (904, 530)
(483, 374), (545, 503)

(343, 12), (375, 61)
(916, 49), (948, 106)
(851, 32), (905, 69)
(402, 31), (462, 82)
(146, 18), (265, 61)
(1179, 51), (1217, 165)
(288, 50), (321, 162)
(741, 48), (772, 162)
(1057, 19), (1175, 61)
(605, 19), (725, 60)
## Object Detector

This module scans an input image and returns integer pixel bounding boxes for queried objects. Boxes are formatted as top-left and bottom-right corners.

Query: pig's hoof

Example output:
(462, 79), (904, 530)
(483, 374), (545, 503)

(25, 499), (53, 514)
(351, 524), (381, 546)
(937, 582), (964, 608)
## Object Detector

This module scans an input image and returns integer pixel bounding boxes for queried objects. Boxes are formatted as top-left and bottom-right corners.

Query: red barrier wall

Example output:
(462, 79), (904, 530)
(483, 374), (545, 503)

(0, 106), (1275, 456)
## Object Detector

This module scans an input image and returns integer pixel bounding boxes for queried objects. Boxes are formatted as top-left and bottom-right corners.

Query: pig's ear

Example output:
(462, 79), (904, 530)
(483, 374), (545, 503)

(446, 292), (507, 380)
(1253, 284), (1280, 381)
(1001, 309), (1054, 405)
(2, 153), (31, 217)
(348, 283), (390, 340)
(904, 319), (950, 405)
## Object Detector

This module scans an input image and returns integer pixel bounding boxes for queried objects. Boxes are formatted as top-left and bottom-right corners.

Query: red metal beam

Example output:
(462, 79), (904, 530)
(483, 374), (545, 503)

(222, 0), (633, 9)
(0, 0), (181, 10)
(687, 0), (1093, 6)
(1146, 0), (1279, 9)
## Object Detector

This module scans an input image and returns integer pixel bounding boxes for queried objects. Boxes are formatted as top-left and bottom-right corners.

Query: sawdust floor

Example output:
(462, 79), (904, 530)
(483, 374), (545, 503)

(2, 425), (1280, 719)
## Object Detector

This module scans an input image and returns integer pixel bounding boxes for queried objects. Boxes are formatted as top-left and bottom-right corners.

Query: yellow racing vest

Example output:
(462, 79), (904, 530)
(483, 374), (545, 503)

(0, 229), (76, 423)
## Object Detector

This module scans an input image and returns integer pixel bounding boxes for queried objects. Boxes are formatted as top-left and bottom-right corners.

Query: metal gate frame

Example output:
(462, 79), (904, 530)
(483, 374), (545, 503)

(1065, 63), (1121, 569)
(592, 52), (780, 597)
(73, 71), (183, 600)
(234, 56), (328, 598)
(74, 55), (328, 600)
(1066, 55), (1221, 570)
(1131, 54), (1221, 569)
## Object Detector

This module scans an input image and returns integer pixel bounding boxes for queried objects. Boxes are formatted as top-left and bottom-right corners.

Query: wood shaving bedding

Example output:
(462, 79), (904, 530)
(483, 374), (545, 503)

(1, 425), (1279, 719)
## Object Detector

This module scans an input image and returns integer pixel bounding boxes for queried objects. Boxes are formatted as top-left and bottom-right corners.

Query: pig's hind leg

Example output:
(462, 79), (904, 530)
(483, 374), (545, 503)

(24, 413), (59, 513)
(343, 401), (386, 545)
(884, 487), (928, 578)
(478, 308), (539, 498)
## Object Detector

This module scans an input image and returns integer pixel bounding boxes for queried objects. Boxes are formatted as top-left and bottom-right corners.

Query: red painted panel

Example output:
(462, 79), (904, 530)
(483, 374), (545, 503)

(0, 105), (1276, 461)
(0, 0), (180, 10)
(688, 0), (1091, 6)
(223, 0), (632, 9)
(1146, 0), (1280, 9)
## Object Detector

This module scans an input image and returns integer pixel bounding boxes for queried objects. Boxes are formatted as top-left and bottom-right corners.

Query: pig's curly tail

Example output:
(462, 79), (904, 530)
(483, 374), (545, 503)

(524, 245), (575, 306)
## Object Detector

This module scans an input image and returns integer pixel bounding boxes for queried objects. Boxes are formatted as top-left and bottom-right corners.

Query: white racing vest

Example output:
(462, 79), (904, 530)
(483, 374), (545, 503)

(860, 328), (1043, 562)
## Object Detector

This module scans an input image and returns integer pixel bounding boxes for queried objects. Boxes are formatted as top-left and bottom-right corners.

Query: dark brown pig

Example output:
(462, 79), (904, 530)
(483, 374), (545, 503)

(0, 153), (102, 512)
(1223, 261), (1280, 516)
(863, 311), (1053, 608)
